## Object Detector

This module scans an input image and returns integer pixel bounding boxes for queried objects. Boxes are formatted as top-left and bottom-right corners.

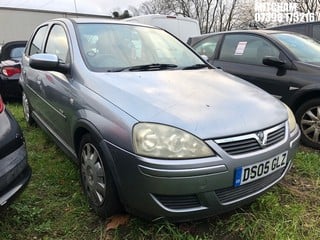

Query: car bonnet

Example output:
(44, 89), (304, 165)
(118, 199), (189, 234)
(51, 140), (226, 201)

(89, 69), (287, 139)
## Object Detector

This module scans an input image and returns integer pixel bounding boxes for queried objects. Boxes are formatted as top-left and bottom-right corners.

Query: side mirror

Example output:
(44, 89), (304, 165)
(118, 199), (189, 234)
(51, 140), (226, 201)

(262, 56), (286, 68)
(30, 53), (70, 73)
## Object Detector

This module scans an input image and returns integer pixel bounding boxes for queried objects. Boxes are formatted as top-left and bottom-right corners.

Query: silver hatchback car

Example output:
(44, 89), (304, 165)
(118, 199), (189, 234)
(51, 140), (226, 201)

(20, 18), (300, 221)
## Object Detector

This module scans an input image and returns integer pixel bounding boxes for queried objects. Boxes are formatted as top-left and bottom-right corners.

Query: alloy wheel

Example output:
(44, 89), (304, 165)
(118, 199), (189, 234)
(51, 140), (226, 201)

(300, 106), (320, 145)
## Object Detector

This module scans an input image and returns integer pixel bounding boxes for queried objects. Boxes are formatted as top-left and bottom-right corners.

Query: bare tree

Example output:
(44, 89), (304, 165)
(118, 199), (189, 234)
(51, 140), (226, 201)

(293, 0), (320, 21)
(298, 0), (319, 13)
(139, 0), (175, 15)
(132, 0), (320, 32)
(136, 0), (249, 33)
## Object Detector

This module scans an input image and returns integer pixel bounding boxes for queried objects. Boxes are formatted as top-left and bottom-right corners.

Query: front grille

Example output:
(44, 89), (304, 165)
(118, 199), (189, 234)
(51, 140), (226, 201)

(217, 138), (261, 155)
(215, 168), (284, 204)
(215, 123), (286, 155)
(266, 127), (285, 146)
(153, 194), (201, 210)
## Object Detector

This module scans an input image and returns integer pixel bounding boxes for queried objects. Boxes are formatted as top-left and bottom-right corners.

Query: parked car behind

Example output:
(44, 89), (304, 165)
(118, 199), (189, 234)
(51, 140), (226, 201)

(0, 41), (27, 100)
(0, 94), (31, 207)
(20, 18), (300, 221)
(189, 30), (320, 149)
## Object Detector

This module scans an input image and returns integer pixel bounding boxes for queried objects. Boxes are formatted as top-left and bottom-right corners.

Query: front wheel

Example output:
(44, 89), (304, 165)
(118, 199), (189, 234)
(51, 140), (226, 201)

(296, 99), (320, 149)
(79, 134), (121, 218)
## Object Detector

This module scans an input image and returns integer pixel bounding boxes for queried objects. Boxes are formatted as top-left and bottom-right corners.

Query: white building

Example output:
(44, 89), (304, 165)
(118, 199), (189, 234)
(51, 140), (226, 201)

(0, 1), (111, 43)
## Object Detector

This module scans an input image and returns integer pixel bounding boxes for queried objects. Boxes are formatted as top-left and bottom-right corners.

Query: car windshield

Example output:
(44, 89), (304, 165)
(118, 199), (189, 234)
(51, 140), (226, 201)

(76, 23), (204, 72)
(273, 33), (320, 63)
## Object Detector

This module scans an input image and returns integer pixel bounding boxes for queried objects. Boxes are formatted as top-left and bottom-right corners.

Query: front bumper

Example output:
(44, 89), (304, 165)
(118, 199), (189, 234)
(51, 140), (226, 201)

(0, 144), (31, 207)
(107, 124), (300, 222)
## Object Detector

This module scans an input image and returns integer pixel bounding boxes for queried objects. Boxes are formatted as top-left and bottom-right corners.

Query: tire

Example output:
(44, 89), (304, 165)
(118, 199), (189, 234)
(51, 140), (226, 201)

(79, 133), (121, 218)
(296, 99), (320, 149)
(22, 91), (35, 126)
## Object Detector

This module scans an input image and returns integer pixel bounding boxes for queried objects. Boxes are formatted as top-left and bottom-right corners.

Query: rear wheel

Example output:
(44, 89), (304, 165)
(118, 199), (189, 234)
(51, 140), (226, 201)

(296, 99), (320, 149)
(79, 134), (121, 218)
(22, 91), (35, 125)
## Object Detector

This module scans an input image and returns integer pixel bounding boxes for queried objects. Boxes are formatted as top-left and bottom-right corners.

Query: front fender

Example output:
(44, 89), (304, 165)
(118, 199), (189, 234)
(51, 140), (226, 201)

(72, 108), (137, 158)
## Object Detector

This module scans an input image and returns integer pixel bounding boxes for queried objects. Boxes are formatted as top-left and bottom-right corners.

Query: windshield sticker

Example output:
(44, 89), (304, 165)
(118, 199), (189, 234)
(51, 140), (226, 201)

(234, 41), (247, 55)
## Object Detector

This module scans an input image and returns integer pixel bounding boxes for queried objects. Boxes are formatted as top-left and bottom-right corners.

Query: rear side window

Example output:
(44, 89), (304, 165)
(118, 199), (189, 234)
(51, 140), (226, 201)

(29, 26), (48, 56)
(219, 34), (280, 65)
(193, 35), (220, 58)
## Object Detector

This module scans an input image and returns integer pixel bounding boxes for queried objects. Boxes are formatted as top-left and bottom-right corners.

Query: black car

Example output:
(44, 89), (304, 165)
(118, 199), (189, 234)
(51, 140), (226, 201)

(0, 94), (31, 207)
(188, 30), (320, 149)
(0, 41), (27, 100)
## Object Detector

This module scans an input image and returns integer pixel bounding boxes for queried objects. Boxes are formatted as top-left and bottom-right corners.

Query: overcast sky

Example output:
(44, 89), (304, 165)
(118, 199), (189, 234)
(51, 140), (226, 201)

(0, 0), (145, 15)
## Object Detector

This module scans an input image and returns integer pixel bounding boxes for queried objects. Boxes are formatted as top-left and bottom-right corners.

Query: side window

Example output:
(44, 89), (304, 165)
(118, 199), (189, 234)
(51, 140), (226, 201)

(219, 34), (280, 65)
(193, 35), (220, 58)
(29, 26), (48, 56)
(45, 25), (69, 63)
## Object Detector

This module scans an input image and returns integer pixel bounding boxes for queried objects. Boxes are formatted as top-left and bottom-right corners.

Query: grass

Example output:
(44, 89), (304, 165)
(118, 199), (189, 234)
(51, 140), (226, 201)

(1, 103), (320, 240)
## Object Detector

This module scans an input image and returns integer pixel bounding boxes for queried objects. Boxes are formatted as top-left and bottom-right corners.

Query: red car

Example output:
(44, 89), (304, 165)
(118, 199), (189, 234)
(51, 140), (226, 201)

(0, 41), (26, 101)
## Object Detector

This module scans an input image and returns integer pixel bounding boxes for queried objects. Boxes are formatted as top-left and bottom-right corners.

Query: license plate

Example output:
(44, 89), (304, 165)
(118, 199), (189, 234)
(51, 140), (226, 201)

(234, 151), (288, 187)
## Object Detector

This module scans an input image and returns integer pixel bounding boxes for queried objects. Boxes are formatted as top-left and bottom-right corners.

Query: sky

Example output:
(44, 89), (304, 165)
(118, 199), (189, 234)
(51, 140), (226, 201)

(0, 0), (145, 16)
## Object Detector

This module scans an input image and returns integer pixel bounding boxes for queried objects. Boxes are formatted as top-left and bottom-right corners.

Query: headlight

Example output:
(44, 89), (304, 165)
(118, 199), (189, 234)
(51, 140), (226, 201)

(284, 104), (296, 132)
(133, 123), (215, 159)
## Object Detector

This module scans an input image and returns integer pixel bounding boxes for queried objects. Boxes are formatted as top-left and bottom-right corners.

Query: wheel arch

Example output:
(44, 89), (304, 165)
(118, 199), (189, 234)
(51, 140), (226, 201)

(73, 119), (104, 163)
(290, 88), (320, 113)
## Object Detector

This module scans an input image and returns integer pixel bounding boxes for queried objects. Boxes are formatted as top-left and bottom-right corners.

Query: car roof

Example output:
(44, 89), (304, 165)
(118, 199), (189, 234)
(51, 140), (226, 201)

(200, 29), (289, 37)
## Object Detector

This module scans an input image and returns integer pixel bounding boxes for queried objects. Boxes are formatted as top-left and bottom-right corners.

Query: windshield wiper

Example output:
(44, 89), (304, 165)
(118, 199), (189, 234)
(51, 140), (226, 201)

(114, 63), (178, 72)
(182, 64), (210, 70)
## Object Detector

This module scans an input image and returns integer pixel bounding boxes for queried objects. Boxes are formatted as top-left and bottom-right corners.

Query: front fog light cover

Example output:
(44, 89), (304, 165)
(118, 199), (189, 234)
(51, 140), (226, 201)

(133, 123), (215, 159)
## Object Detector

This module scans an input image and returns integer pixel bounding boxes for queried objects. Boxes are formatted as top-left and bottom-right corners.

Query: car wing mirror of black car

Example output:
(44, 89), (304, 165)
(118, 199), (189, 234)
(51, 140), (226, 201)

(30, 53), (70, 74)
(262, 56), (287, 68)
